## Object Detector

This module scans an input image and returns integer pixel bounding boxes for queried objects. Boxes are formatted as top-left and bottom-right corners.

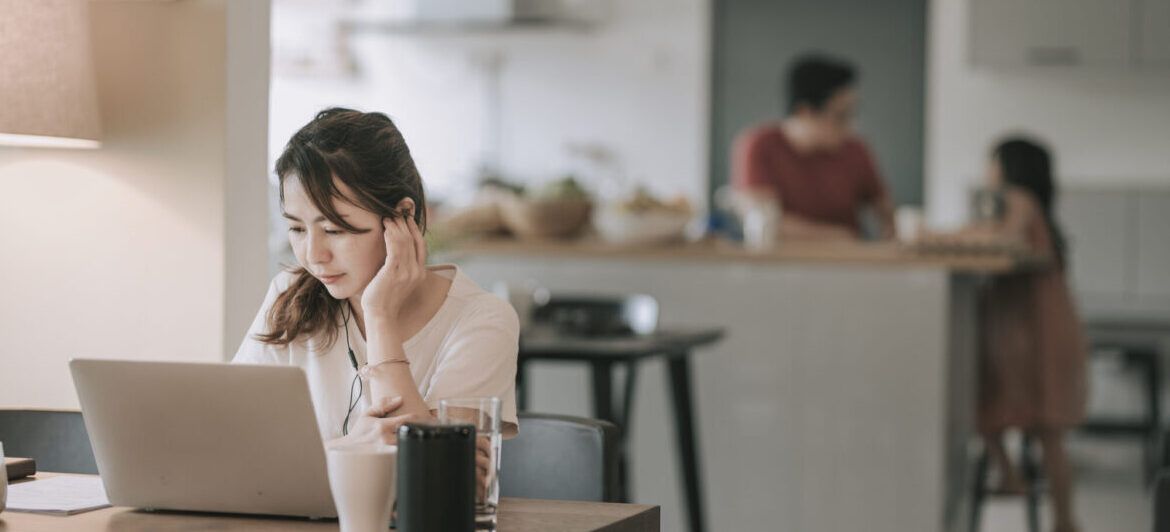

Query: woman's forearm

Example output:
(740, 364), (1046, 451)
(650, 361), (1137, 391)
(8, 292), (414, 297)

(364, 316), (431, 417)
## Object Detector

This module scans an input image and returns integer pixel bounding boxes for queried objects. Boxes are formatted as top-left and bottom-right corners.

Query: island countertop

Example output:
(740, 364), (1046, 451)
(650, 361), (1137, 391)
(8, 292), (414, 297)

(445, 237), (1040, 274)
(452, 242), (997, 531)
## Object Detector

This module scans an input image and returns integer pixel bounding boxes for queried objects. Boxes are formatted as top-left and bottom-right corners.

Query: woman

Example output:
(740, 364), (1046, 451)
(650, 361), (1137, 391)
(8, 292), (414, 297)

(973, 137), (1088, 532)
(234, 108), (519, 448)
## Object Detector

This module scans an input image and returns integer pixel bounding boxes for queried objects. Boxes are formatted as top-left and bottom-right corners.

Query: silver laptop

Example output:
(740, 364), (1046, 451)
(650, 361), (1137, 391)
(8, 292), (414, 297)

(69, 359), (337, 519)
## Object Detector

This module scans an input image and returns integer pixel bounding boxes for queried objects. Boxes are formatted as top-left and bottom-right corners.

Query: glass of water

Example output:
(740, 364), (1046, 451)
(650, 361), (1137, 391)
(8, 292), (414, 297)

(438, 397), (502, 530)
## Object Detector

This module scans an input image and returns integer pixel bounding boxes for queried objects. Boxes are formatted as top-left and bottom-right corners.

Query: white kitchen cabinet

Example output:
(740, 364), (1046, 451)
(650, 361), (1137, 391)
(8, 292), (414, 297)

(970, 0), (1170, 69)
(1062, 186), (1170, 318)
(1135, 192), (1170, 304)
(1139, 0), (1170, 67)
(1061, 189), (1133, 301)
(971, 0), (1132, 68)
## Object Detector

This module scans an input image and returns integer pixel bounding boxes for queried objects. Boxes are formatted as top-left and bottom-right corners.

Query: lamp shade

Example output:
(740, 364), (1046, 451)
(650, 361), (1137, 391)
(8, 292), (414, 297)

(0, 0), (102, 149)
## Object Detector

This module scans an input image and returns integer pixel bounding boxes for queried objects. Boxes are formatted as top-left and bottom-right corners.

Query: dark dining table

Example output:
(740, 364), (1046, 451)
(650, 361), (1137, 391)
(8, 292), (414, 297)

(517, 326), (725, 532)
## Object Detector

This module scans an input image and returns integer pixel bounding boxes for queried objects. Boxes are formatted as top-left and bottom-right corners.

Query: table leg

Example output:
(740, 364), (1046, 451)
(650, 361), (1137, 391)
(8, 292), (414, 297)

(590, 360), (626, 501)
(617, 361), (639, 503)
(591, 360), (614, 422)
(667, 354), (705, 532)
(620, 361), (639, 434)
(1147, 348), (1163, 481)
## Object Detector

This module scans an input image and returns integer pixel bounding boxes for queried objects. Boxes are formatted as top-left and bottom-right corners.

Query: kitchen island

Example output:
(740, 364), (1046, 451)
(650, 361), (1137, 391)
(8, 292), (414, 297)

(441, 238), (1031, 532)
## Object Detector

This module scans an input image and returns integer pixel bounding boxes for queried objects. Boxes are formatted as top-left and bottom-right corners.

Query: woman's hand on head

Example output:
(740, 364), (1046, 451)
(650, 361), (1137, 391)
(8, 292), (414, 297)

(360, 199), (428, 326)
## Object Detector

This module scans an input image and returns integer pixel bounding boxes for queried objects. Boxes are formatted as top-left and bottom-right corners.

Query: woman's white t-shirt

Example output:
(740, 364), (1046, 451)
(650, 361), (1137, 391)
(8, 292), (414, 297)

(233, 264), (519, 441)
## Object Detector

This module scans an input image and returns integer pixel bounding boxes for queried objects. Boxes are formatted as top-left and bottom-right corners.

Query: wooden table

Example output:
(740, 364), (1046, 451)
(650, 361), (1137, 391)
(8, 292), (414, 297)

(518, 327), (724, 532)
(0, 475), (659, 532)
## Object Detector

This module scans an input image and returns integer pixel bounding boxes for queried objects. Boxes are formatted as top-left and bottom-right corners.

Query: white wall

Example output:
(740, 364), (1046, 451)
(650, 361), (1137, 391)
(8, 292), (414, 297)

(925, 0), (1170, 227)
(0, 0), (270, 409)
(270, 0), (710, 210)
(226, 1), (275, 358)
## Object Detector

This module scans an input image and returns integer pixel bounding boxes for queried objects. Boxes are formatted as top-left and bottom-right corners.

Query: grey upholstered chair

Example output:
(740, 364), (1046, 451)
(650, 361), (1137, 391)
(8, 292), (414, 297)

(0, 409), (98, 474)
(500, 412), (620, 502)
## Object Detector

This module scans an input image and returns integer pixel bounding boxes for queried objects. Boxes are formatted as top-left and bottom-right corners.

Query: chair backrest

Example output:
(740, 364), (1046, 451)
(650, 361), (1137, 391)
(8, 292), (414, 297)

(499, 412), (620, 502)
(0, 409), (98, 474)
(532, 294), (659, 336)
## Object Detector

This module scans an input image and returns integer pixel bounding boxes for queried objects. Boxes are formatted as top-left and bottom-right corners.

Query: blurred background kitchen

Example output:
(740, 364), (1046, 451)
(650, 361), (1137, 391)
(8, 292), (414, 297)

(1, 0), (1168, 531)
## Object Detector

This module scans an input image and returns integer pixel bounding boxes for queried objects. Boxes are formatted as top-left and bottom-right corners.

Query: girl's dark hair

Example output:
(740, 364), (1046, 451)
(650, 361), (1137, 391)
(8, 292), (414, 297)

(993, 136), (1067, 266)
(257, 107), (426, 347)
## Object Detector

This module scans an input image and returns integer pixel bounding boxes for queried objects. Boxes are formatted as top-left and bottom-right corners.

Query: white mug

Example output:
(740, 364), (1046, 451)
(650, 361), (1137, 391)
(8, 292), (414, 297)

(327, 443), (397, 532)
(895, 206), (924, 243)
(743, 203), (780, 252)
(1, 441), (8, 514)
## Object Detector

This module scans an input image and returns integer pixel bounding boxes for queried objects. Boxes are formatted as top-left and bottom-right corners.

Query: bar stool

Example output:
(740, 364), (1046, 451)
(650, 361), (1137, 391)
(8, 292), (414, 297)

(969, 435), (1043, 532)
(517, 293), (660, 502)
(1158, 430), (1170, 532)
(1081, 339), (1163, 482)
(514, 293), (724, 532)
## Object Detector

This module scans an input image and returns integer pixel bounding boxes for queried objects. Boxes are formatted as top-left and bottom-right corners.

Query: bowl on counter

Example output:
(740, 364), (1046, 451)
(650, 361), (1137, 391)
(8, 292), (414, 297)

(498, 194), (593, 240)
(593, 203), (693, 245)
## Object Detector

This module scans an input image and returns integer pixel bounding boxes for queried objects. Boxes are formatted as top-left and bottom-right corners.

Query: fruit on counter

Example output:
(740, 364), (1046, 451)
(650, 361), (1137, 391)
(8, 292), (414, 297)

(595, 187), (695, 245)
(479, 176), (526, 196)
(498, 193), (592, 240)
(615, 187), (692, 215)
(531, 175), (590, 201)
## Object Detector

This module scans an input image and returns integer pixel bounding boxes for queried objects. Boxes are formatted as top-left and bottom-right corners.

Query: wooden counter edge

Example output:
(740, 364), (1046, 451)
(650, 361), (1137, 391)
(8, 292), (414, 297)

(445, 237), (1038, 274)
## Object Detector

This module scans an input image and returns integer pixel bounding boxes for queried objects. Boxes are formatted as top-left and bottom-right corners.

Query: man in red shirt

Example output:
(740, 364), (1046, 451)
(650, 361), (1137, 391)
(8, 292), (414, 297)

(732, 55), (894, 240)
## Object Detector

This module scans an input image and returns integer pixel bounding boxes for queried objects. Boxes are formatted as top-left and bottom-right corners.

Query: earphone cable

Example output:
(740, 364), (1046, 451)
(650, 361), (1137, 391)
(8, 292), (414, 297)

(340, 303), (362, 436)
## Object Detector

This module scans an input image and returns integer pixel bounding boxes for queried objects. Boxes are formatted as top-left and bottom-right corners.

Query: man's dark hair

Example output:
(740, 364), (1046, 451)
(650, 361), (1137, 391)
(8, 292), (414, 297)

(785, 54), (857, 114)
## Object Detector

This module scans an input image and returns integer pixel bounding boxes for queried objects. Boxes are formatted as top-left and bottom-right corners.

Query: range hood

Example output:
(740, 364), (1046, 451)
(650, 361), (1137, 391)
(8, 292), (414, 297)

(383, 0), (566, 24)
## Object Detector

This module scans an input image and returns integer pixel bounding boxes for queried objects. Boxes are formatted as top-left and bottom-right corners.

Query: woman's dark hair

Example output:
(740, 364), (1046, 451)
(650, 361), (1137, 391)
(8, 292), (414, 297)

(785, 54), (857, 114)
(993, 136), (1067, 266)
(258, 107), (427, 347)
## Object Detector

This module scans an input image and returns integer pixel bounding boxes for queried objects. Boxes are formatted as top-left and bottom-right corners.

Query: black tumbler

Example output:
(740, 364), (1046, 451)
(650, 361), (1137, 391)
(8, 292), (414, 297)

(395, 422), (476, 532)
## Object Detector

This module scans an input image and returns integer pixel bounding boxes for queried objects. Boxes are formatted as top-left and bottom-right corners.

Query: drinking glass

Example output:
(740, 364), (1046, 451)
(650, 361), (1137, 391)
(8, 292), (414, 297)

(438, 397), (502, 530)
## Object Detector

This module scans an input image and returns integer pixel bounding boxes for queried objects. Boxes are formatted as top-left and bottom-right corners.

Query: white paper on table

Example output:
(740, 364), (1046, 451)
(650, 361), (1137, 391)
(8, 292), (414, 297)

(5, 475), (111, 515)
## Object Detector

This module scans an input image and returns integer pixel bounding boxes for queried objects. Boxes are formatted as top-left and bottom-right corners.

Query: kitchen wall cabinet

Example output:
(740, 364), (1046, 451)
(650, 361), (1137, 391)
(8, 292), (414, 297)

(1061, 186), (1170, 318)
(1139, 0), (1170, 67)
(970, 0), (1170, 69)
(1135, 192), (1170, 305)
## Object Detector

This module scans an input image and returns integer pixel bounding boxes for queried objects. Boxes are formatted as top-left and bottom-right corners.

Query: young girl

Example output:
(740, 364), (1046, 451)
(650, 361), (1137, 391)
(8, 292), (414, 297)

(234, 108), (519, 447)
(976, 137), (1087, 532)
